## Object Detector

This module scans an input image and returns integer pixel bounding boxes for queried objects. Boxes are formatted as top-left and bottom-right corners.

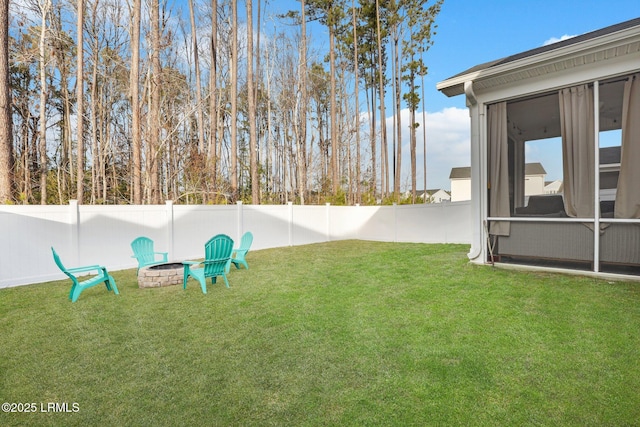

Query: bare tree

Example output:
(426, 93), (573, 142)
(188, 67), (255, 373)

(130, 0), (142, 204)
(306, 0), (345, 196)
(38, 0), (51, 204)
(351, 0), (360, 203)
(76, 0), (84, 203)
(230, 0), (238, 200)
(375, 0), (388, 199)
(402, 0), (442, 202)
(298, 0), (308, 204)
(390, 1), (402, 201)
(149, 0), (161, 203)
(208, 0), (219, 200)
(328, 8), (338, 195)
(188, 0), (205, 154)
(0, 0), (13, 203)
(246, 0), (258, 203)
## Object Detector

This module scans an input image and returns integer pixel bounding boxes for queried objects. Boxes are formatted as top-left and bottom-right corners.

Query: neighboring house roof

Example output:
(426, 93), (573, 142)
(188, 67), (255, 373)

(437, 17), (640, 98)
(449, 167), (471, 180)
(525, 163), (546, 175)
(450, 163), (546, 179)
(413, 189), (451, 197)
(426, 188), (450, 195)
(544, 180), (563, 191)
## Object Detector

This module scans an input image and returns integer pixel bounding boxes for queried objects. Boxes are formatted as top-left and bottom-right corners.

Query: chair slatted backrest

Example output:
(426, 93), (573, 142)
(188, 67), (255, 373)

(51, 247), (73, 280)
(239, 232), (253, 252)
(131, 237), (155, 265)
(203, 234), (234, 278)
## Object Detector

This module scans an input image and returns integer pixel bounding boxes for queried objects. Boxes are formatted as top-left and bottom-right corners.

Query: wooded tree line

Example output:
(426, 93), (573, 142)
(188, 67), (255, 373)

(0, 0), (442, 205)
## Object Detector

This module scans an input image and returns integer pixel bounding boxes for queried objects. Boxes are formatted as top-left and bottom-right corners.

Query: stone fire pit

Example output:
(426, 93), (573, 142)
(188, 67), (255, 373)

(138, 262), (184, 288)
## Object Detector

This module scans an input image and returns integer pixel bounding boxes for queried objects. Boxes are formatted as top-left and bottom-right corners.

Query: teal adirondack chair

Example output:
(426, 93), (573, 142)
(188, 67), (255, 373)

(131, 236), (168, 274)
(227, 231), (253, 272)
(51, 247), (119, 303)
(183, 234), (234, 294)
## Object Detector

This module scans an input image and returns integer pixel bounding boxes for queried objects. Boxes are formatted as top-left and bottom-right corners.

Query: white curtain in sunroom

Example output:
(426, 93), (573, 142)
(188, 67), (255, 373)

(488, 101), (510, 236)
(616, 73), (640, 219)
(559, 85), (595, 218)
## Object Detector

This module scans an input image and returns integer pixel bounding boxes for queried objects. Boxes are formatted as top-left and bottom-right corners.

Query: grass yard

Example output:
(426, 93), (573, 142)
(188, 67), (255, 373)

(1, 241), (639, 426)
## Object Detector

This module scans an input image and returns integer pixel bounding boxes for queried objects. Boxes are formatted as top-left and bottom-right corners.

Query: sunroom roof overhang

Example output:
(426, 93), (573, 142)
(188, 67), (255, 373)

(437, 18), (640, 99)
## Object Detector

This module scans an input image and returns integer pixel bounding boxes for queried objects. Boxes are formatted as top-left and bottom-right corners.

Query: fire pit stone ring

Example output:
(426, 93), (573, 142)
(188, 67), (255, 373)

(138, 262), (185, 288)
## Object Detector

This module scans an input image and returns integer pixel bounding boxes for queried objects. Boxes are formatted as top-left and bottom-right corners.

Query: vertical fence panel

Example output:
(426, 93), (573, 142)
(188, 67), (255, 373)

(327, 205), (361, 241)
(395, 201), (471, 244)
(356, 206), (396, 242)
(287, 205), (329, 246)
(0, 205), (73, 287)
(172, 205), (238, 261)
(77, 204), (170, 269)
(241, 205), (291, 250)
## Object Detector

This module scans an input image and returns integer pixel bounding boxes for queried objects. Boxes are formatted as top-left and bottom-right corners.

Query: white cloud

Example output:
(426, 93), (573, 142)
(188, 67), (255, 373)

(383, 106), (470, 191)
(543, 34), (577, 46)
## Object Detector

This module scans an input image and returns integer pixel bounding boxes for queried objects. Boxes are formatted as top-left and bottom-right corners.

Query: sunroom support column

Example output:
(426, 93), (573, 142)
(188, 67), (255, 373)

(593, 81), (600, 272)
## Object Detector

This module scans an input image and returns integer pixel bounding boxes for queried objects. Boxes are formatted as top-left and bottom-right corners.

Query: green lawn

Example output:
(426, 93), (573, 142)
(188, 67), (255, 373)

(1, 241), (639, 426)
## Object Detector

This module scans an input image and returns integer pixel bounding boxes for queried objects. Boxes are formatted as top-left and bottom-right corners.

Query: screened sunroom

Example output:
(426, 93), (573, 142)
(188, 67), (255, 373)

(437, 17), (640, 276)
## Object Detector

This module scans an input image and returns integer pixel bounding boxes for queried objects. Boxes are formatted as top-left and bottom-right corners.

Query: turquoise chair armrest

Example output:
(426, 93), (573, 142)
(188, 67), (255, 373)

(66, 265), (104, 274)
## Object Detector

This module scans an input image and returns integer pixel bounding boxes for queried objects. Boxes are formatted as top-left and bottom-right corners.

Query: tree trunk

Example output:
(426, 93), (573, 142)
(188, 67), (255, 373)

(208, 0), (218, 200)
(329, 29), (338, 195)
(230, 0), (238, 200)
(76, 0), (85, 203)
(375, 0), (388, 200)
(351, 0), (360, 204)
(421, 71), (427, 203)
(188, 0), (205, 155)
(410, 78), (417, 203)
(38, 0), (51, 204)
(150, 0), (161, 203)
(394, 28), (401, 202)
(90, 37), (98, 203)
(0, 0), (13, 203)
(298, 0), (308, 204)
(367, 79), (376, 199)
(131, 0), (142, 204)
(247, 0), (259, 204)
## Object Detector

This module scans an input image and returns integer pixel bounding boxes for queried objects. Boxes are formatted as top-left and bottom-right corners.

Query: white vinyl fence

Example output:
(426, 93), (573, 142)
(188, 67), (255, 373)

(0, 200), (471, 288)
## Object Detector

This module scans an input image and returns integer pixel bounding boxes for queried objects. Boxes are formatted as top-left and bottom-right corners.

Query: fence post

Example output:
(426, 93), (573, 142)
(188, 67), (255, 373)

(287, 202), (293, 246)
(441, 202), (448, 244)
(326, 203), (331, 242)
(236, 201), (243, 242)
(393, 203), (398, 243)
(166, 200), (174, 259)
(69, 200), (80, 264)
(355, 203), (360, 240)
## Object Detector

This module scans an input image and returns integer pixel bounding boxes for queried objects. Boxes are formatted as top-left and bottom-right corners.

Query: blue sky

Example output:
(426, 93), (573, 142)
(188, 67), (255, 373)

(423, 0), (640, 111)
(415, 0), (639, 189)
(258, 0), (638, 190)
